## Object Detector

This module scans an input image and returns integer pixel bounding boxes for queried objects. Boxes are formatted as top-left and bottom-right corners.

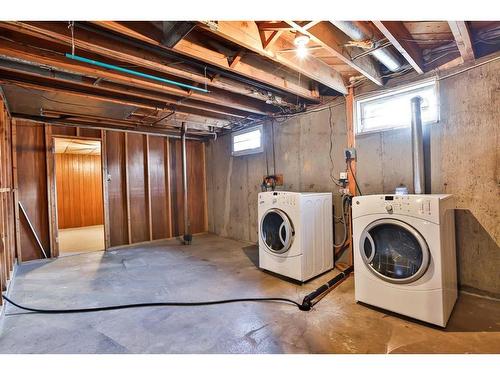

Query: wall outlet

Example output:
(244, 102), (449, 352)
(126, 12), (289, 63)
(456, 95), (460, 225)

(339, 172), (348, 180)
(345, 147), (357, 161)
(262, 174), (284, 186)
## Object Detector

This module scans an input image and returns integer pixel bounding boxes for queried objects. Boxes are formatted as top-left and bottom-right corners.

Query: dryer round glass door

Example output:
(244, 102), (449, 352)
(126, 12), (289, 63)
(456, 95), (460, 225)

(360, 218), (430, 284)
(260, 208), (294, 254)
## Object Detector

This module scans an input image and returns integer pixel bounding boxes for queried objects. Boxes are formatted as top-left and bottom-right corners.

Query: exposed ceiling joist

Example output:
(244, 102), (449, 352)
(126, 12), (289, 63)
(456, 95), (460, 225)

(285, 21), (383, 86)
(372, 21), (425, 74)
(91, 21), (321, 101)
(13, 113), (210, 139)
(0, 32), (270, 116)
(200, 21), (348, 94)
(0, 22), (291, 109)
(0, 72), (233, 126)
(0, 58), (255, 120)
(448, 21), (475, 62)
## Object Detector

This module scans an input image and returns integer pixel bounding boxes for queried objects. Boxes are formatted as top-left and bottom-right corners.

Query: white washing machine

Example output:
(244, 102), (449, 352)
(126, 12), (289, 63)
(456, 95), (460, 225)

(258, 191), (333, 282)
(353, 194), (457, 327)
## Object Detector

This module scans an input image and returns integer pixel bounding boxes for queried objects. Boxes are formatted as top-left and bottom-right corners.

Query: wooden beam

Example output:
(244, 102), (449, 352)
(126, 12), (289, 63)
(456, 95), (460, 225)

(448, 21), (475, 62)
(262, 30), (283, 51)
(372, 21), (425, 74)
(345, 86), (355, 267)
(0, 71), (233, 127)
(87, 21), (321, 101)
(0, 56), (259, 119)
(286, 21), (383, 86)
(200, 21), (347, 94)
(0, 23), (281, 110)
(256, 22), (293, 31)
(228, 50), (244, 69)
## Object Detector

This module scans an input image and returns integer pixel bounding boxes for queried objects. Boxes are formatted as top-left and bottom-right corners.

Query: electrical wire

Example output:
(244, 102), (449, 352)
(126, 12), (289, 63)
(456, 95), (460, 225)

(328, 106), (343, 187)
(347, 159), (363, 196)
(1, 293), (303, 314)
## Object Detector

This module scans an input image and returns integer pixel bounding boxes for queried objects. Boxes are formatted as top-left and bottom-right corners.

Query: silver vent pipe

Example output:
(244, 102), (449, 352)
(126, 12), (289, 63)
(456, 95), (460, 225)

(411, 97), (425, 194)
(331, 21), (403, 72)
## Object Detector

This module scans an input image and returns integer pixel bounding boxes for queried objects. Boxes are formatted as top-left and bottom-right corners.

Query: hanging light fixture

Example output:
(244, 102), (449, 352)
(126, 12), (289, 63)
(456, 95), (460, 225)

(293, 32), (310, 58)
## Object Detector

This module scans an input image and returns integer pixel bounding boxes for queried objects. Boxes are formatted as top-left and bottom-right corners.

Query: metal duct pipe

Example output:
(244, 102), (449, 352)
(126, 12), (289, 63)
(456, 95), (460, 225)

(331, 21), (403, 72)
(411, 97), (425, 194)
(181, 122), (192, 245)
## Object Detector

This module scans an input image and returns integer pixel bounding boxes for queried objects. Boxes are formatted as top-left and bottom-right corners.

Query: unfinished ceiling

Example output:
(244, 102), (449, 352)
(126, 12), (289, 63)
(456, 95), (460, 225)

(0, 21), (498, 138)
(54, 138), (101, 155)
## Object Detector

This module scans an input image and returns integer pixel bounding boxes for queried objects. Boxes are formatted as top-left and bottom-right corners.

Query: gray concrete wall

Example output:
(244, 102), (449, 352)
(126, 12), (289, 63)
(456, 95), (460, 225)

(355, 59), (499, 297)
(206, 99), (348, 246)
(206, 58), (499, 297)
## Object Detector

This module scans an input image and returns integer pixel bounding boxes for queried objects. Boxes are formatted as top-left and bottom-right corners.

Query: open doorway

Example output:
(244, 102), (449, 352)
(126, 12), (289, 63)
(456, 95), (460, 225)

(54, 137), (105, 255)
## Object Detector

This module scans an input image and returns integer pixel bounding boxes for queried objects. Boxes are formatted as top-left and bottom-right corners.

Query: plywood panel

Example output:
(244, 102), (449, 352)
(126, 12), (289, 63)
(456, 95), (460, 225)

(55, 153), (103, 229)
(0, 98), (16, 298)
(169, 139), (207, 236)
(126, 133), (149, 243)
(79, 128), (101, 139)
(105, 131), (128, 247)
(148, 135), (170, 240)
(15, 120), (50, 261)
(51, 125), (77, 137)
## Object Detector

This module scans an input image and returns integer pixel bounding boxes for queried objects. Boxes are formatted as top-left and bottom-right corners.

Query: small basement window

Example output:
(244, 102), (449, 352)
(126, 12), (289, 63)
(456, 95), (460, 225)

(231, 125), (264, 156)
(355, 79), (439, 134)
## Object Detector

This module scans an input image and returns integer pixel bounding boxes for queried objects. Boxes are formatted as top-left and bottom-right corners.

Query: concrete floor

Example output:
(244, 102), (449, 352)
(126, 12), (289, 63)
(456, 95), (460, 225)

(0, 234), (499, 354)
(58, 225), (105, 254)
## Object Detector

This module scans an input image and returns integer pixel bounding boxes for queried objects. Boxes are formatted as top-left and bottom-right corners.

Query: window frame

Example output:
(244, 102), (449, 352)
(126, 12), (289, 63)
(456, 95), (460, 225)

(354, 78), (440, 135)
(231, 124), (264, 157)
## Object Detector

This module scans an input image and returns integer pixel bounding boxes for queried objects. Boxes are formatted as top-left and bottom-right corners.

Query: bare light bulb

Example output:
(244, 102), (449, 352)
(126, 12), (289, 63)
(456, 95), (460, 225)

(296, 44), (308, 59)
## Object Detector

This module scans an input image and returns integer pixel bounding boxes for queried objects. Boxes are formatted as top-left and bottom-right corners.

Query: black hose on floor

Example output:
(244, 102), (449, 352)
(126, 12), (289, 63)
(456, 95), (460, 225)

(1, 294), (302, 314)
(1, 267), (353, 314)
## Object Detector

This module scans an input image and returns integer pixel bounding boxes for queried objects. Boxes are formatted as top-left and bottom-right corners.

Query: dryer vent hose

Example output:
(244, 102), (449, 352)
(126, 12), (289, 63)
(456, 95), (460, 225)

(300, 266), (354, 311)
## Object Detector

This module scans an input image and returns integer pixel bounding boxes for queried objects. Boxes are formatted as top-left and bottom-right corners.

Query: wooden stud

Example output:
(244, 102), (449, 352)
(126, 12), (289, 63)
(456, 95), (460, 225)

(165, 138), (173, 238)
(345, 87), (355, 267)
(45, 124), (59, 257)
(101, 130), (111, 249)
(10, 119), (21, 263)
(146, 135), (153, 241)
(372, 21), (425, 74)
(202, 142), (208, 232)
(124, 132), (132, 245)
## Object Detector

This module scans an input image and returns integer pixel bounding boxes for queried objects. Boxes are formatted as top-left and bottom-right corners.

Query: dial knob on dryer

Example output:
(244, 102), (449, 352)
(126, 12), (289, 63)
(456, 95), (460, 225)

(385, 204), (393, 213)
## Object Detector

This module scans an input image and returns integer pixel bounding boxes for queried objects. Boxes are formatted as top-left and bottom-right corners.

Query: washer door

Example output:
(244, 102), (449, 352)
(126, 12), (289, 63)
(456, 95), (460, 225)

(360, 218), (430, 284)
(260, 208), (295, 254)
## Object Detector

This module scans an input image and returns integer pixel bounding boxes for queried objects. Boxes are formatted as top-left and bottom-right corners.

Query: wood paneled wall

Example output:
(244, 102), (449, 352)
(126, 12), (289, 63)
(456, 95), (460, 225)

(9, 121), (208, 262)
(169, 139), (207, 236)
(0, 96), (16, 306)
(106, 131), (128, 247)
(105, 132), (206, 247)
(15, 120), (50, 261)
(55, 153), (103, 229)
